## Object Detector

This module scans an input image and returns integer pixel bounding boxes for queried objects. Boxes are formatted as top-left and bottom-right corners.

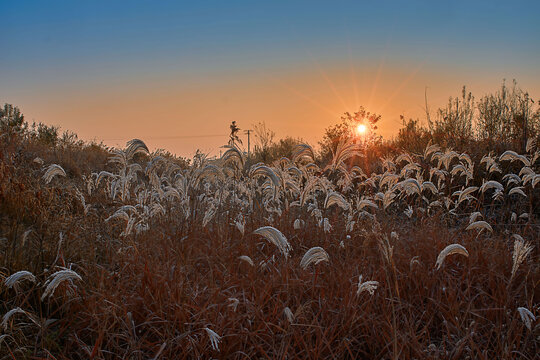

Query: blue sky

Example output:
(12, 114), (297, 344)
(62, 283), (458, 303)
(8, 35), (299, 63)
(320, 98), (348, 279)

(1, 1), (539, 155)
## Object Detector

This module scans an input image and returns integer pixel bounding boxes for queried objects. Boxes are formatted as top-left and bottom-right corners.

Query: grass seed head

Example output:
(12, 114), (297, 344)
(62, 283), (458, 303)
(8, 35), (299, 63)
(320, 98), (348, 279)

(436, 244), (469, 270)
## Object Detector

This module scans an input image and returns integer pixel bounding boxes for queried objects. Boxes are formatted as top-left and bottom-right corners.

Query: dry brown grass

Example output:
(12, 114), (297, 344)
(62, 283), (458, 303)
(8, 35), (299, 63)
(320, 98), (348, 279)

(0, 132), (538, 359)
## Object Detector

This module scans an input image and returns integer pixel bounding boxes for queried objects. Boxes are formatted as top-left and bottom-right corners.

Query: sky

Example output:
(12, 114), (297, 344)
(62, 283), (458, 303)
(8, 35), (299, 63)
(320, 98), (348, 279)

(1, 1), (539, 157)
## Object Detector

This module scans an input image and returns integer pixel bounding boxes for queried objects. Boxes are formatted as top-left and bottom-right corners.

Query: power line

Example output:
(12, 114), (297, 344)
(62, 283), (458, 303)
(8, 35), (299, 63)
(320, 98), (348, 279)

(99, 134), (228, 141)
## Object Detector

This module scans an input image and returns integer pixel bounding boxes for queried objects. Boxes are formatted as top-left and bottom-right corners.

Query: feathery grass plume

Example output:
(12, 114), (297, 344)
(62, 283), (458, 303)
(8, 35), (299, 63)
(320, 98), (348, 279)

(105, 209), (130, 223)
(21, 228), (33, 246)
(253, 226), (292, 258)
(250, 164), (280, 187)
(96, 170), (115, 187)
(358, 199), (378, 211)
(511, 235), (533, 281)
(321, 217), (332, 233)
(300, 246), (329, 270)
(0, 334), (15, 349)
(435, 244), (469, 270)
(404, 206), (413, 218)
(1, 308), (34, 331)
(517, 307), (536, 331)
(283, 307), (295, 323)
(450, 164), (468, 177)
(421, 181), (438, 195)
(440, 150), (459, 170)
(356, 275), (379, 296)
(519, 166), (534, 178)
(503, 173), (522, 186)
(508, 187), (527, 197)
(468, 212), (483, 224)
(42, 164), (66, 184)
(204, 327), (222, 351)
(400, 163), (421, 178)
(33, 156), (44, 165)
(395, 152), (415, 165)
(499, 150), (530, 167)
(125, 138), (149, 160)
(227, 298), (239, 312)
(382, 190), (396, 210)
(378, 235), (394, 264)
(480, 180), (504, 194)
(396, 178), (422, 196)
(3, 271), (36, 289)
(459, 152), (473, 168)
(466, 220), (493, 233)
(423, 143), (440, 160)
(410, 256), (421, 270)
(324, 191), (350, 210)
(234, 215), (245, 236)
(238, 255), (254, 266)
(41, 269), (83, 301)
(526, 138), (537, 152)
(221, 145), (245, 169)
(75, 188), (91, 215)
(327, 138), (363, 172)
(292, 143), (315, 164)
(202, 206), (217, 228)
(379, 173), (399, 189)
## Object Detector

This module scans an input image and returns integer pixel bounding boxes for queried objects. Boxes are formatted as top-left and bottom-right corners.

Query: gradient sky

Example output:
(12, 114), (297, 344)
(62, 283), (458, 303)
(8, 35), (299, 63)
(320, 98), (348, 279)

(1, 1), (539, 157)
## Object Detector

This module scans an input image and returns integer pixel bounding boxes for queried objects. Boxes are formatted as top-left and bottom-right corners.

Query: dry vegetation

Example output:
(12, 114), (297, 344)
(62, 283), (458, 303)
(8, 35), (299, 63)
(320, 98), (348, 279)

(0, 105), (539, 359)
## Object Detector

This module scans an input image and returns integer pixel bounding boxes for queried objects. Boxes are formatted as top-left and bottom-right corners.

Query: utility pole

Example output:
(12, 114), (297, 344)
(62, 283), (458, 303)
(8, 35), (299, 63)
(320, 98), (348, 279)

(244, 129), (252, 158)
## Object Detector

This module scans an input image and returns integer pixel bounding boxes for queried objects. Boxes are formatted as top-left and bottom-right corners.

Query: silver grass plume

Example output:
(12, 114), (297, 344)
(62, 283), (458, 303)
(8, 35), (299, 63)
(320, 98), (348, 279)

(499, 150), (530, 167)
(234, 215), (245, 236)
(221, 145), (245, 168)
(300, 246), (329, 270)
(238, 255), (254, 266)
(508, 187), (527, 197)
(204, 327), (222, 351)
(250, 165), (280, 188)
(510, 235), (533, 281)
(324, 191), (350, 210)
(3, 270), (36, 289)
(253, 226), (292, 258)
(283, 307), (295, 323)
(466, 220), (493, 233)
(435, 244), (469, 270)
(292, 143), (315, 164)
(293, 218), (304, 230)
(321, 217), (332, 233)
(480, 180), (504, 194)
(42, 164), (66, 184)
(358, 199), (378, 211)
(2, 308), (28, 331)
(357, 275), (379, 296)
(327, 139), (363, 172)
(517, 307), (536, 331)
(125, 138), (149, 160)
(41, 269), (83, 301)
(227, 298), (239, 312)
(468, 212), (483, 224)
(457, 186), (478, 205)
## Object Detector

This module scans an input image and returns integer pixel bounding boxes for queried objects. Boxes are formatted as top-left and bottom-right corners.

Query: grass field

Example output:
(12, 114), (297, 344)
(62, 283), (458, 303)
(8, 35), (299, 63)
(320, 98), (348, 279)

(0, 128), (538, 359)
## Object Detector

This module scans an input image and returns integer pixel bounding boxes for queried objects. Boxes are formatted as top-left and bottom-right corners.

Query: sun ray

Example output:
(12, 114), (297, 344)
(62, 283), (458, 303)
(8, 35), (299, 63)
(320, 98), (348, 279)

(272, 78), (337, 118)
(348, 41), (360, 110)
(379, 62), (424, 114)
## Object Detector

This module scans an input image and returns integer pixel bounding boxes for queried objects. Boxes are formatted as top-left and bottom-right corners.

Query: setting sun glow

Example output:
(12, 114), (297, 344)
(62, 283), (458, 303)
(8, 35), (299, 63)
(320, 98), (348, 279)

(356, 124), (367, 135)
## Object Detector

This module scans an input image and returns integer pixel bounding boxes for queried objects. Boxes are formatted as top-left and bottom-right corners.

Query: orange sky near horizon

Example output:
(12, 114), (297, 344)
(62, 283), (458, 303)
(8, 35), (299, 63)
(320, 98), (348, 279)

(8, 61), (540, 158)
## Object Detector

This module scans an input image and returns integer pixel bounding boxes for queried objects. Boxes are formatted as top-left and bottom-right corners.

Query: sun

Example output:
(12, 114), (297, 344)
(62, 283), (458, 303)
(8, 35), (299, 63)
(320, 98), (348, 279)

(356, 124), (367, 135)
